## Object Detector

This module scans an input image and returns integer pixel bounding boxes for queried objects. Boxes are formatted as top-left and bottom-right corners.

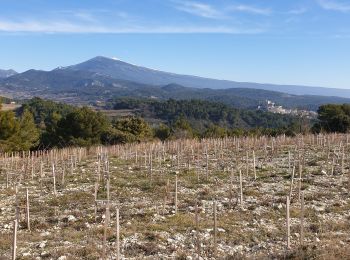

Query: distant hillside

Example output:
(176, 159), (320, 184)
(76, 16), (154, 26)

(109, 98), (300, 132)
(1, 68), (350, 111)
(0, 69), (17, 78)
(1, 56), (350, 111)
(65, 56), (350, 97)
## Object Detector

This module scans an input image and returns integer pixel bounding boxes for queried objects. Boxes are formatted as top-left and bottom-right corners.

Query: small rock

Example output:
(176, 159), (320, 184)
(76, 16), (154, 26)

(40, 231), (50, 237)
(38, 241), (47, 248)
(67, 215), (77, 222)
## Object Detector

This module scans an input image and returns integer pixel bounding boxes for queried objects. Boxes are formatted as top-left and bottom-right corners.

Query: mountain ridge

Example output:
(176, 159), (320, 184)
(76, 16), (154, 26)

(0, 69), (17, 78)
(1, 56), (350, 110)
(64, 56), (350, 98)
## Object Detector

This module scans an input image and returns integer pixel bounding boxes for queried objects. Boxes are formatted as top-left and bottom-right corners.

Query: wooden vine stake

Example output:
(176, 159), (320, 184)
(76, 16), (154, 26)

(52, 164), (56, 196)
(213, 200), (217, 256)
(300, 192), (305, 246)
(298, 164), (302, 201)
(195, 202), (200, 258)
(289, 166), (295, 200)
(206, 149), (209, 181)
(116, 207), (120, 260)
(15, 186), (19, 223)
(103, 206), (108, 260)
(253, 150), (257, 180)
(239, 170), (243, 209)
(26, 188), (30, 231)
(175, 174), (178, 214)
(12, 219), (18, 260)
(288, 151), (291, 173)
(94, 182), (99, 222)
(229, 169), (234, 208)
(106, 179), (110, 224)
(286, 196), (291, 249)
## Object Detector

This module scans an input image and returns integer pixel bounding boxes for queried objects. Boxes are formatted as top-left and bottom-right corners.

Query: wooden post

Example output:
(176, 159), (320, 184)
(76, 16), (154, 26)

(253, 150), (257, 180)
(175, 175), (178, 214)
(103, 206), (108, 260)
(6, 172), (9, 189)
(213, 200), (217, 255)
(289, 166), (295, 200)
(52, 164), (56, 196)
(26, 188), (30, 231)
(195, 202), (200, 258)
(300, 192), (305, 246)
(206, 149), (209, 181)
(106, 180), (110, 224)
(286, 196), (291, 249)
(15, 186), (19, 223)
(341, 147), (345, 174)
(229, 169), (234, 208)
(239, 170), (243, 209)
(298, 164), (302, 201)
(288, 151), (291, 172)
(116, 207), (120, 260)
(94, 182), (99, 222)
(62, 162), (65, 186)
(246, 151), (249, 177)
(12, 219), (17, 260)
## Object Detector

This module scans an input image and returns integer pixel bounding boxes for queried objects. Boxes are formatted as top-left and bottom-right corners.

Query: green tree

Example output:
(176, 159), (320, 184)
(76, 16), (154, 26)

(204, 125), (227, 138)
(113, 117), (152, 143)
(314, 104), (350, 133)
(17, 109), (40, 150)
(154, 124), (171, 141)
(171, 116), (193, 139)
(58, 107), (110, 146)
(0, 110), (20, 152)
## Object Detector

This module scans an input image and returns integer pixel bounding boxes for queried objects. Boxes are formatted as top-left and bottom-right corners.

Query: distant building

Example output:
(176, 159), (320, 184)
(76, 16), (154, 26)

(258, 100), (317, 118)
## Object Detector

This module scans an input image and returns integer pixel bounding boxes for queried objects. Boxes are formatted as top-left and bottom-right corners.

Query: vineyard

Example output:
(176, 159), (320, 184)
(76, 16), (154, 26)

(1, 134), (350, 259)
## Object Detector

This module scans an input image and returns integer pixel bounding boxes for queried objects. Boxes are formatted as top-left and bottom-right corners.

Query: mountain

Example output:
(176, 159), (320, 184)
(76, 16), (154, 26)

(1, 67), (350, 111)
(0, 69), (17, 78)
(65, 56), (350, 98)
(1, 56), (350, 110)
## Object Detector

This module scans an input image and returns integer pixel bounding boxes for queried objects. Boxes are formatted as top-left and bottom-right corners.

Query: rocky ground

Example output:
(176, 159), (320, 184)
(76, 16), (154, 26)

(1, 135), (350, 259)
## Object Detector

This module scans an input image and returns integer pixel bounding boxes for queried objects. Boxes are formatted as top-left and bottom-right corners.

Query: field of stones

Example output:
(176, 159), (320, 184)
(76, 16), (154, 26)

(1, 134), (350, 259)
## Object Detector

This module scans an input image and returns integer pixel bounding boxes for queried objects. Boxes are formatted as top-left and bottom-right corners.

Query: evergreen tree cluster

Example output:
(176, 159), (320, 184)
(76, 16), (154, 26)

(313, 104), (350, 133)
(0, 102), (39, 152)
(0, 97), (314, 152)
(112, 98), (304, 138)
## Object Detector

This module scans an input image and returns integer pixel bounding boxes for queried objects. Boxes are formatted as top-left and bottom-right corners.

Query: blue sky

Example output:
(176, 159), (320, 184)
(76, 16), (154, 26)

(0, 0), (350, 88)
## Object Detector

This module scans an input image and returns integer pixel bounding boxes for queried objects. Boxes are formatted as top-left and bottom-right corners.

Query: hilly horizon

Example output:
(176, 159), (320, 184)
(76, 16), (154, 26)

(0, 69), (17, 78)
(65, 56), (350, 98)
(1, 56), (350, 111)
(2, 56), (350, 98)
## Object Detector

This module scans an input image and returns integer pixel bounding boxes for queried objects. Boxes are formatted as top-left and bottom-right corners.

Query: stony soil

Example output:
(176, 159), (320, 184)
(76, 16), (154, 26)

(1, 134), (350, 259)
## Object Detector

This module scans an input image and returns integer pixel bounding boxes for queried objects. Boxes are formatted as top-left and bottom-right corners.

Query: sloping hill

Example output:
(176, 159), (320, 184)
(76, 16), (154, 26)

(1, 57), (350, 110)
(0, 69), (17, 78)
(65, 56), (350, 97)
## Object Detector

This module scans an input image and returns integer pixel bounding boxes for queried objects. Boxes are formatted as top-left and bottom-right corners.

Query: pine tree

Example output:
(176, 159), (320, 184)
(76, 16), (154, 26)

(17, 109), (40, 150)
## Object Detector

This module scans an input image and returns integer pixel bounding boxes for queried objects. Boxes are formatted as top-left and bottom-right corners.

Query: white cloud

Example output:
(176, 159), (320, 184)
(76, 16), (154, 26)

(0, 19), (266, 34)
(228, 5), (271, 15)
(174, 1), (271, 19)
(317, 0), (350, 12)
(174, 1), (225, 19)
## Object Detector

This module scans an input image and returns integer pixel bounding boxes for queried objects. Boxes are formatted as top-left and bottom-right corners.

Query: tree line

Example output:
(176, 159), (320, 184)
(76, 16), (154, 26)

(4, 97), (347, 152)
